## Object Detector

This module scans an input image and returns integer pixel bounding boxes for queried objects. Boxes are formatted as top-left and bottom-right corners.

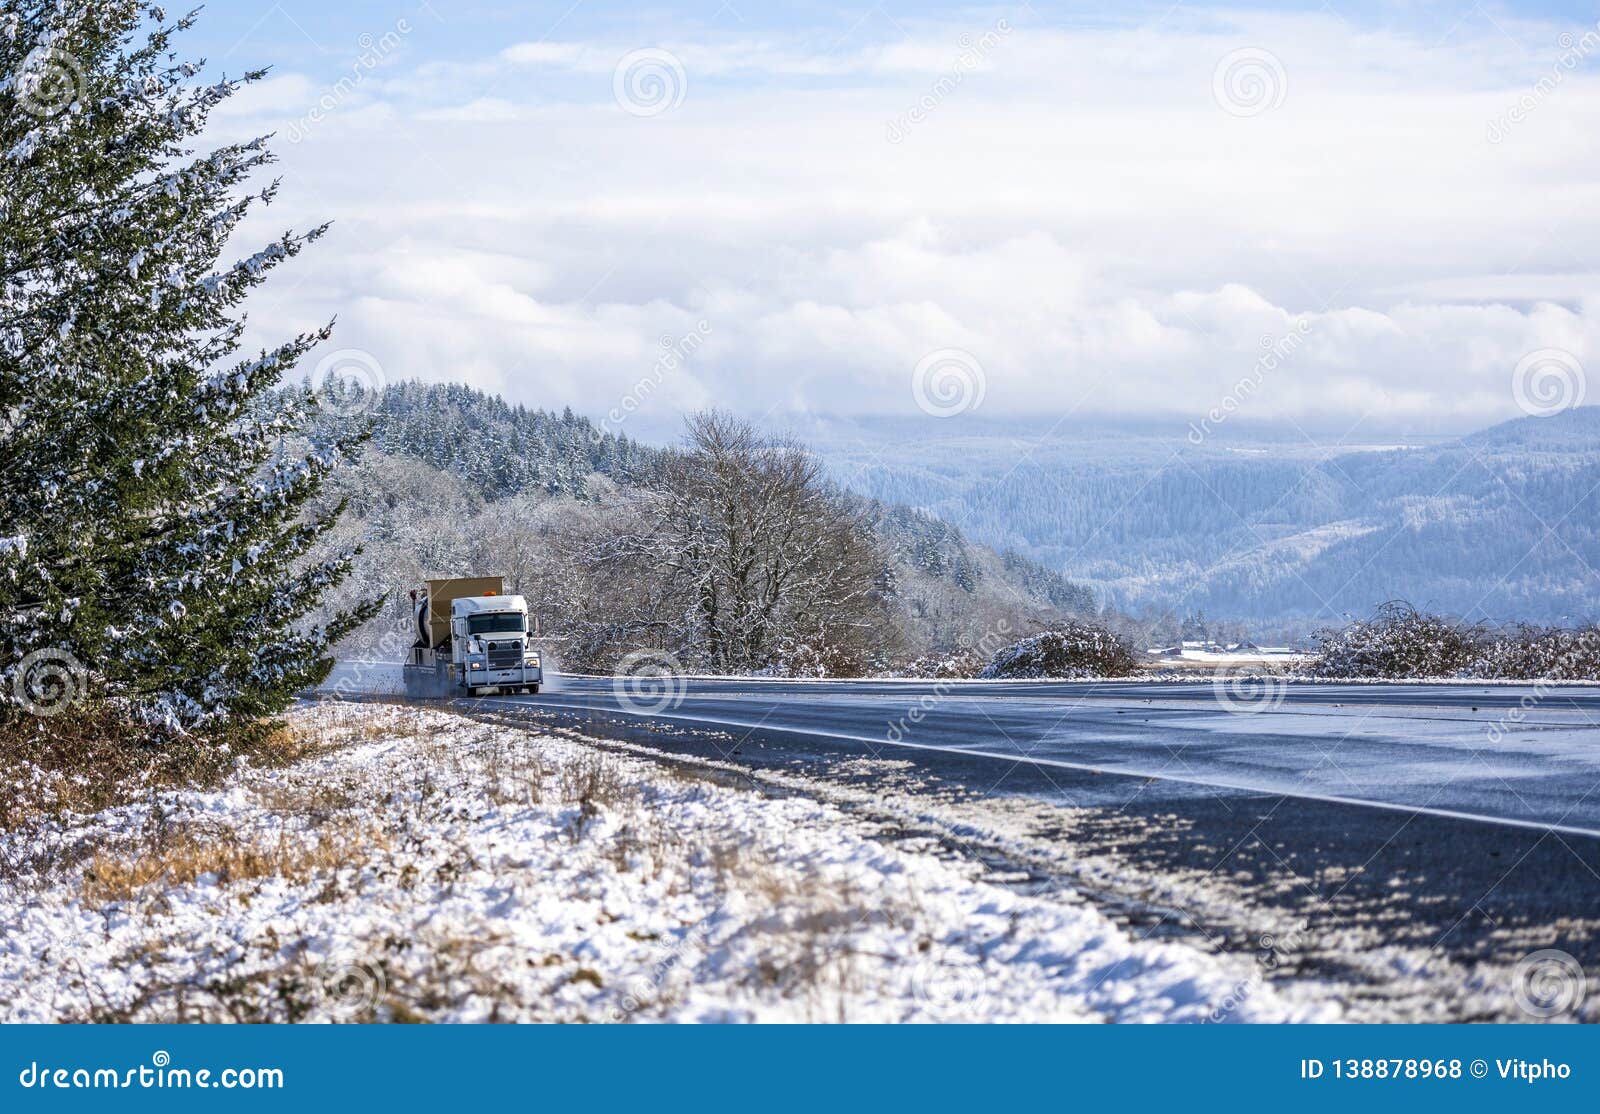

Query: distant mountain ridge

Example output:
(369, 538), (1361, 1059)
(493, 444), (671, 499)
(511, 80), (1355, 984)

(798, 409), (1600, 630)
(1460, 407), (1600, 452)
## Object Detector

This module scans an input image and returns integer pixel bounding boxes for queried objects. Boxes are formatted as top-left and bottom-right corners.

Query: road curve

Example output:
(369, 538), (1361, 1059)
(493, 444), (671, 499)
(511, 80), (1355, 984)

(530, 676), (1600, 835)
(325, 665), (1600, 837)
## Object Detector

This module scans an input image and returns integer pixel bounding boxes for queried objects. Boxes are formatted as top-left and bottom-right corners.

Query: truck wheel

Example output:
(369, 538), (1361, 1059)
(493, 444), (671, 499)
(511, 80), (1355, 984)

(529, 684), (540, 695)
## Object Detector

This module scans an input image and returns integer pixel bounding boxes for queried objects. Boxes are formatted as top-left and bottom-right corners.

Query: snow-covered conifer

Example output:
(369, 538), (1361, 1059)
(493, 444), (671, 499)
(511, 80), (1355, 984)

(0, 2), (375, 732)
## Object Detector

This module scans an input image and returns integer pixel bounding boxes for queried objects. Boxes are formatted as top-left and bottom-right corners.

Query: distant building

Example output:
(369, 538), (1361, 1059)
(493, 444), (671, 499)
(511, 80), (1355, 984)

(1146, 640), (1308, 662)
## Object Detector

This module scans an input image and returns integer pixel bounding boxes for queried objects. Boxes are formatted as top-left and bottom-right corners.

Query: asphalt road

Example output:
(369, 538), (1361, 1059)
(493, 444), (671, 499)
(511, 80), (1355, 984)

(325, 665), (1600, 835)
(489, 674), (1600, 837)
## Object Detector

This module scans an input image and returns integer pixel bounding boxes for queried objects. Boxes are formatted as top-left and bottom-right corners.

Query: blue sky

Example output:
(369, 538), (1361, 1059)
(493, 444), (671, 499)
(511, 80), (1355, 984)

(184, 1), (1600, 434)
(191, 2), (1600, 67)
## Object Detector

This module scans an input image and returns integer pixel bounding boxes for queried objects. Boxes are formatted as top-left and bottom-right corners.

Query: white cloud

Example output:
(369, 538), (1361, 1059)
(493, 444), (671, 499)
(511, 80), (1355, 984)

(500, 42), (592, 66)
(216, 9), (1600, 433)
(416, 97), (523, 122)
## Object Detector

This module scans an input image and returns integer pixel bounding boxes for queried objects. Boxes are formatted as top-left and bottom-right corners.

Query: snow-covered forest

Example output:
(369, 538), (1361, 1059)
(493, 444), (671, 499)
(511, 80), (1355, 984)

(363, 381), (657, 499)
(302, 382), (1099, 675)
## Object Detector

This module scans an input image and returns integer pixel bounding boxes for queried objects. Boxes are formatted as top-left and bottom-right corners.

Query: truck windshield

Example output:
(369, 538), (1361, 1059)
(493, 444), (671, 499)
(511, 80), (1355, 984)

(467, 613), (526, 635)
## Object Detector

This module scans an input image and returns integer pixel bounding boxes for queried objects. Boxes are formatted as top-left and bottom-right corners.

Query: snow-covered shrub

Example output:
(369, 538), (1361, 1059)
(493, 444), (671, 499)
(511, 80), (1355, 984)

(762, 637), (895, 678)
(1468, 625), (1600, 681)
(896, 651), (987, 679)
(978, 624), (1139, 679)
(761, 641), (833, 678)
(1309, 602), (1486, 679)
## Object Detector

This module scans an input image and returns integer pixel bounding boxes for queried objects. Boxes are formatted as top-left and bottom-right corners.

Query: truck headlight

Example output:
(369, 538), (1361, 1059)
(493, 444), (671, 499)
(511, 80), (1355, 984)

(469, 661), (484, 670)
(525, 654), (540, 667)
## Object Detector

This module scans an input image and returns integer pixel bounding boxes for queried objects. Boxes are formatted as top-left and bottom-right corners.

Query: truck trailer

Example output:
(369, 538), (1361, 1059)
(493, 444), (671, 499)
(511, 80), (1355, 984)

(403, 576), (543, 699)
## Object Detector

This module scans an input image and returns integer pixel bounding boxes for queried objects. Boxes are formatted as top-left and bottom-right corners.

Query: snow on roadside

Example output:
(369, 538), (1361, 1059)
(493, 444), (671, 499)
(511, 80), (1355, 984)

(0, 702), (1341, 1023)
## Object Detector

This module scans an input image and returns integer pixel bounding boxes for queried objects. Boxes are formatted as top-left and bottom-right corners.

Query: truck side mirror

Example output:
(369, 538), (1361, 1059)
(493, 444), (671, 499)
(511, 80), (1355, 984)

(451, 618), (467, 638)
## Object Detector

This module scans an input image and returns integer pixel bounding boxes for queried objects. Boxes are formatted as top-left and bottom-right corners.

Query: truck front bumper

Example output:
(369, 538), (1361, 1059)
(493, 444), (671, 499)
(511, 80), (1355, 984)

(470, 666), (543, 689)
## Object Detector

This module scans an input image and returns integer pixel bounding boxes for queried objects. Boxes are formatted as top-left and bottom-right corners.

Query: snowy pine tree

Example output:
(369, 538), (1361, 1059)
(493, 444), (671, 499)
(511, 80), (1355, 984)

(0, 2), (375, 733)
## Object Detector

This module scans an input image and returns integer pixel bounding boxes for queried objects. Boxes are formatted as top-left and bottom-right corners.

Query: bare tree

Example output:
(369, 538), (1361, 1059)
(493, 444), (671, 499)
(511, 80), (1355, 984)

(601, 412), (893, 674)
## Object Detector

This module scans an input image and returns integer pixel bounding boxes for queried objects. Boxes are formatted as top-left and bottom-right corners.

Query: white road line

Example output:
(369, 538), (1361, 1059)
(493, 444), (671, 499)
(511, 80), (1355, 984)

(483, 694), (1600, 840)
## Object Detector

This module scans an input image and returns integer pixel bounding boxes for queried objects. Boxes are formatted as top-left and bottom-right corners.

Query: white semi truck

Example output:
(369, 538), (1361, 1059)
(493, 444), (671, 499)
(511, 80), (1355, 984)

(403, 576), (543, 699)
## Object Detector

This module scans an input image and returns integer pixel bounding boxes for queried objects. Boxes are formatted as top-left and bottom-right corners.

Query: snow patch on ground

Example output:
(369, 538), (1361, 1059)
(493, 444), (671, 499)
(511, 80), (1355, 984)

(0, 703), (1341, 1023)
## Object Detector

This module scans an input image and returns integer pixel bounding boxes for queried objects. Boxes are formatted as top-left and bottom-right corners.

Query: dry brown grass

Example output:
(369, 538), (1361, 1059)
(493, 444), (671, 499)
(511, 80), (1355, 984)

(4, 714), (217, 831)
(250, 777), (361, 819)
(708, 847), (888, 1021)
(558, 752), (627, 835)
(81, 816), (384, 906)
(479, 734), (550, 808)
(287, 700), (428, 749)
(0, 702), (367, 833)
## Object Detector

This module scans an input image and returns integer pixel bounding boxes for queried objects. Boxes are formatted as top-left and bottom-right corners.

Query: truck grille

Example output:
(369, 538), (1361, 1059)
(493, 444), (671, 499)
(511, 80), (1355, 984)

(487, 641), (523, 670)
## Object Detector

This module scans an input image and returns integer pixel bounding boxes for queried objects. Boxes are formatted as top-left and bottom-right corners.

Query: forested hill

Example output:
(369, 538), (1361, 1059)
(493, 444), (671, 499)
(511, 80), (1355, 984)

(305, 380), (1096, 617)
(367, 381), (656, 497)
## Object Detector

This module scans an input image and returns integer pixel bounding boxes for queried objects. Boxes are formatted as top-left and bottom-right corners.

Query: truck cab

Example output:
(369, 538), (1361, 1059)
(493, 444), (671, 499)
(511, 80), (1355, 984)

(451, 594), (542, 694)
(403, 576), (543, 699)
